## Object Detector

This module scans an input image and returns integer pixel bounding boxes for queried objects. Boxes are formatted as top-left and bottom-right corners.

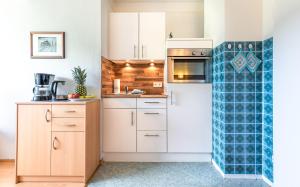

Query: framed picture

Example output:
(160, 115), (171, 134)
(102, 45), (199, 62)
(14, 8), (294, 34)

(30, 32), (65, 59)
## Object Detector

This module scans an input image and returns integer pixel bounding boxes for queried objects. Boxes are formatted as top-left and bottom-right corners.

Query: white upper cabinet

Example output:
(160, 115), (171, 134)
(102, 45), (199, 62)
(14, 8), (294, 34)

(139, 13), (166, 60)
(109, 13), (139, 60)
(109, 12), (166, 61)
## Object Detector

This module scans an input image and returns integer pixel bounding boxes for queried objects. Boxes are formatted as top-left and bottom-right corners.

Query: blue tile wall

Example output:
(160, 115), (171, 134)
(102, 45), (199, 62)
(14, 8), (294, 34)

(212, 41), (263, 175)
(263, 38), (273, 182)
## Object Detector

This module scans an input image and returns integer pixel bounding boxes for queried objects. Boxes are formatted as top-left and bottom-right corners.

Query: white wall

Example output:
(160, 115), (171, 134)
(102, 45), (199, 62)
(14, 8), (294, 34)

(204, 0), (263, 46)
(112, 0), (204, 38)
(225, 0), (262, 41)
(263, 0), (274, 39)
(274, 1), (300, 186)
(102, 0), (114, 58)
(0, 0), (101, 159)
(204, 0), (225, 46)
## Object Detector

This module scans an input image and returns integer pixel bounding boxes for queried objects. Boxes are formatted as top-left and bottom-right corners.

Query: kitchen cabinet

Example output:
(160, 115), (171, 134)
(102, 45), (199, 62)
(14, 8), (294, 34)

(17, 105), (51, 176)
(139, 13), (166, 60)
(167, 84), (212, 153)
(109, 12), (165, 61)
(51, 132), (85, 176)
(16, 100), (100, 184)
(103, 109), (137, 152)
(103, 98), (167, 154)
(109, 13), (139, 60)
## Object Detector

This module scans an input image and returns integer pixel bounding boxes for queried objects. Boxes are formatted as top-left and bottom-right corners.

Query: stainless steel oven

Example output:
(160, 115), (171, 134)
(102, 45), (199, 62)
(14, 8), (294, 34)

(167, 48), (212, 83)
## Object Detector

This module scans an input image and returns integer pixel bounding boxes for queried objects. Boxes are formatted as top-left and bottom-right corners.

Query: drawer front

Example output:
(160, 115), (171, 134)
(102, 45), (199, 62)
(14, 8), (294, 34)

(137, 98), (166, 109)
(103, 98), (136, 109)
(137, 109), (166, 130)
(52, 105), (85, 118)
(137, 131), (167, 152)
(52, 118), (85, 132)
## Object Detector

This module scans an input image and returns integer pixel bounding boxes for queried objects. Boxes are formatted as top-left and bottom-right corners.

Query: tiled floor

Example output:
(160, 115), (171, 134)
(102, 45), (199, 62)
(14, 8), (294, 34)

(89, 162), (270, 187)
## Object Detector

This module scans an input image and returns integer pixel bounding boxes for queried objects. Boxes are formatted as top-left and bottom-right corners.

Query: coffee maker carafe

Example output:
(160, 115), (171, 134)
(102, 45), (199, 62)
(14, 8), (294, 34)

(33, 73), (55, 101)
(51, 81), (69, 101)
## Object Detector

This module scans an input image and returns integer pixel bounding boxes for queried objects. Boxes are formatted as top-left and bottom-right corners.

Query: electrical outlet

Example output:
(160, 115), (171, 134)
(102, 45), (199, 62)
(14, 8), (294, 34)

(153, 82), (163, 88)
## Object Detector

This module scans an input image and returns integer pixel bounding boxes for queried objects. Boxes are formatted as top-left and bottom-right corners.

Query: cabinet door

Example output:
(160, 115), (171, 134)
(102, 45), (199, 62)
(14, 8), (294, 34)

(17, 105), (51, 176)
(139, 13), (166, 60)
(167, 84), (212, 153)
(103, 109), (136, 152)
(51, 132), (85, 176)
(109, 13), (139, 60)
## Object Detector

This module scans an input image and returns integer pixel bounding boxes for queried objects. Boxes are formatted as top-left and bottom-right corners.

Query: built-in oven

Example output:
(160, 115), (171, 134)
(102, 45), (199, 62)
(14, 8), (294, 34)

(167, 48), (212, 83)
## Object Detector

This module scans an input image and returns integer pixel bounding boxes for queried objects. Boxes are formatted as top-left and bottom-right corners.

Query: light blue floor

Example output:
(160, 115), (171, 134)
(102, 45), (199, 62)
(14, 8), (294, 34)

(88, 162), (270, 187)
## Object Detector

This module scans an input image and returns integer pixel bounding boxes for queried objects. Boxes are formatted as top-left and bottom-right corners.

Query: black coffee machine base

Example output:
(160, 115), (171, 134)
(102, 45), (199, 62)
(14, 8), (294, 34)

(33, 96), (52, 101)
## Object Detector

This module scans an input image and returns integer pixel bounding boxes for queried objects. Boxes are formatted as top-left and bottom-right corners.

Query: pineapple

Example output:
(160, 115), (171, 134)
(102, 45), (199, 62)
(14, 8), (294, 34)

(72, 66), (87, 96)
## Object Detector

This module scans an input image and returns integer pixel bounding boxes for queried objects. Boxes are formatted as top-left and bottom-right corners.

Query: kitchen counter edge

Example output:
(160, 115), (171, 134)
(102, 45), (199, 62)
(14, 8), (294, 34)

(102, 95), (168, 98)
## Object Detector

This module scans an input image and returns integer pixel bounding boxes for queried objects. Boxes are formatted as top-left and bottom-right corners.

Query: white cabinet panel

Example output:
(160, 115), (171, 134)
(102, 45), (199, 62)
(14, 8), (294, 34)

(137, 131), (167, 152)
(137, 98), (167, 109)
(109, 13), (139, 60)
(103, 109), (136, 152)
(137, 109), (166, 131)
(103, 98), (136, 109)
(139, 13), (166, 60)
(167, 84), (212, 153)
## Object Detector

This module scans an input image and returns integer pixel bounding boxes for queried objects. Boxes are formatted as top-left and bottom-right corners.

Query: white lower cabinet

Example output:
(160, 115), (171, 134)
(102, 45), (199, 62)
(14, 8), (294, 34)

(103, 109), (136, 152)
(137, 131), (167, 152)
(103, 98), (167, 153)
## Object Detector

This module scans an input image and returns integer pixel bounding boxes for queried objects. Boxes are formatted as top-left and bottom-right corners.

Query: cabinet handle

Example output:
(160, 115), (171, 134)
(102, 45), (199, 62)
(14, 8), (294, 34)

(53, 137), (58, 150)
(144, 134), (160, 137)
(131, 111), (134, 126)
(45, 109), (50, 122)
(144, 101), (160, 104)
(144, 112), (160, 115)
(171, 91), (173, 105)
(134, 45), (137, 58)
(64, 110), (76, 113)
(142, 45), (145, 58)
(64, 124), (76, 127)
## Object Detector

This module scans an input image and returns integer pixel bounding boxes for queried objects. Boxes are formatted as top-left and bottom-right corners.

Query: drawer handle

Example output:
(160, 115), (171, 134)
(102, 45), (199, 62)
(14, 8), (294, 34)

(64, 110), (76, 113)
(131, 111), (134, 126)
(144, 102), (161, 104)
(45, 109), (51, 122)
(64, 124), (77, 127)
(144, 134), (160, 137)
(144, 112), (160, 115)
(53, 137), (58, 150)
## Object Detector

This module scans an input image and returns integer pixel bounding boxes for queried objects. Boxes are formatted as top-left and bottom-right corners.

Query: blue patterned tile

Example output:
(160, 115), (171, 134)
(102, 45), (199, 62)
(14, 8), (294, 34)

(246, 165), (255, 174)
(256, 41), (263, 51)
(246, 124), (255, 133)
(225, 144), (234, 154)
(235, 155), (245, 164)
(225, 42), (235, 51)
(235, 165), (246, 174)
(246, 155), (255, 164)
(246, 144), (255, 154)
(235, 124), (245, 133)
(235, 134), (245, 144)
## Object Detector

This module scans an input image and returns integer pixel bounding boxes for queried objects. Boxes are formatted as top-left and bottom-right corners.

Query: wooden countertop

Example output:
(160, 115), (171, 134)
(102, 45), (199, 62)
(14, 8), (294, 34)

(16, 99), (99, 105)
(102, 94), (168, 98)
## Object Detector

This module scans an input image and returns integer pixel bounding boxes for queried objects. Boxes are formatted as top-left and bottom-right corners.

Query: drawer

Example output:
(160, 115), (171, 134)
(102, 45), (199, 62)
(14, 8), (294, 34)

(137, 109), (166, 130)
(137, 131), (167, 153)
(103, 98), (136, 109)
(52, 105), (85, 118)
(137, 98), (166, 109)
(52, 118), (85, 132)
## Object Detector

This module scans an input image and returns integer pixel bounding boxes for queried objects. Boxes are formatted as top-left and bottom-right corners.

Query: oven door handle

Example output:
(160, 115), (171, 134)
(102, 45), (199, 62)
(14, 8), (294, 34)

(170, 57), (211, 60)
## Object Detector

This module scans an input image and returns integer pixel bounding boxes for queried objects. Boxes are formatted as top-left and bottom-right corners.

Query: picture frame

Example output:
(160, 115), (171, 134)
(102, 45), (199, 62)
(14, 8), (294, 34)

(30, 32), (65, 59)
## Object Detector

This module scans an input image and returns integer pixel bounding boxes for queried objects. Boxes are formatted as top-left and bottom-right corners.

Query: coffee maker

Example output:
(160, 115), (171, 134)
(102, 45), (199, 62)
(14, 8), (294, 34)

(33, 73), (55, 101)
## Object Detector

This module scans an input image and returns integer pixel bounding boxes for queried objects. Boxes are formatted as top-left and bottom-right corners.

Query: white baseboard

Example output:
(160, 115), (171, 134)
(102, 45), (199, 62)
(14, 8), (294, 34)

(103, 153), (212, 162)
(212, 159), (262, 180)
(262, 175), (273, 186)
